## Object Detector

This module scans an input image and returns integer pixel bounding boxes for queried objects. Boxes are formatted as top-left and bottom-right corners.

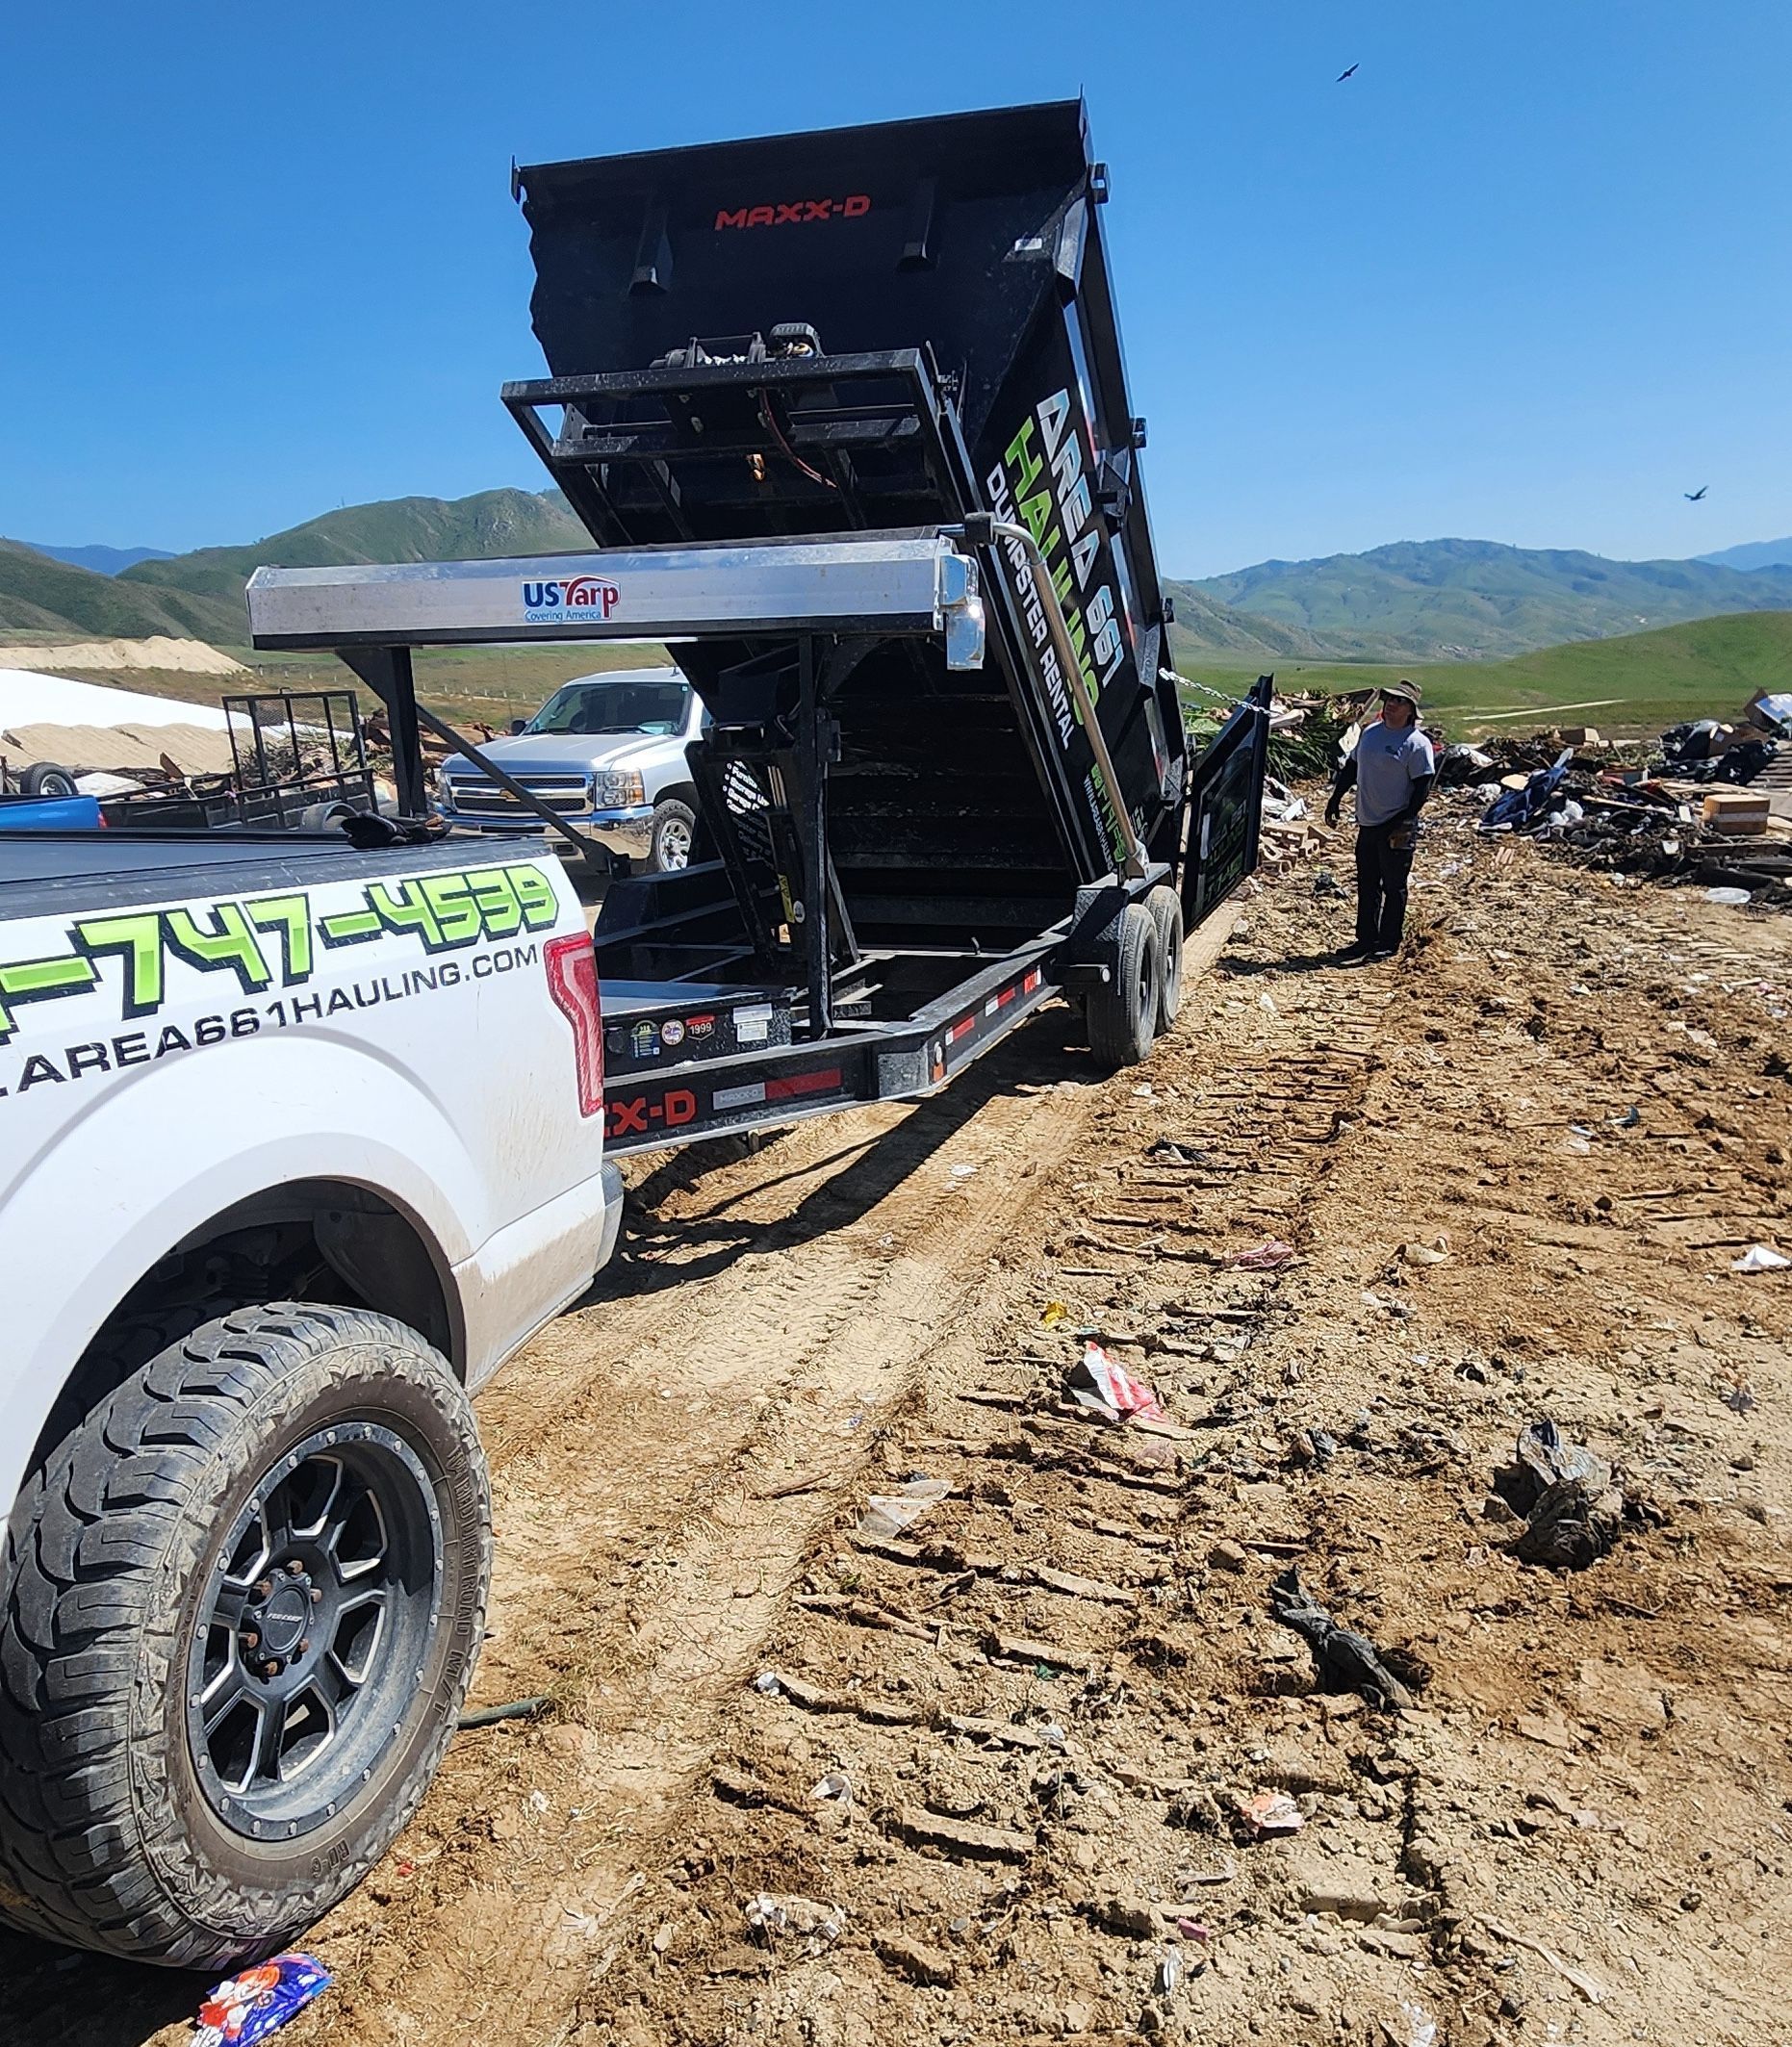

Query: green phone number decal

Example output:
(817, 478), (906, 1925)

(0, 860), (559, 1046)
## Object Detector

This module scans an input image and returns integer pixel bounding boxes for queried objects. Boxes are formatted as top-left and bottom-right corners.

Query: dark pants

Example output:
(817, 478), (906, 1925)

(1355, 825), (1415, 950)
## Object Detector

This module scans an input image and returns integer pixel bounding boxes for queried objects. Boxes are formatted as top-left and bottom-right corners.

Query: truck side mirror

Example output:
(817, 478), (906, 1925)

(509, 718), (527, 734)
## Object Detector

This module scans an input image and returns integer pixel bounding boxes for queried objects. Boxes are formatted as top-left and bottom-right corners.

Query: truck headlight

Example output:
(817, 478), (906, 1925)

(595, 769), (646, 808)
(433, 768), (451, 806)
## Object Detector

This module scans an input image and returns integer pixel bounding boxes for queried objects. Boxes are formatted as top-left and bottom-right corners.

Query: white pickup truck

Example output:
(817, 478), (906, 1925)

(0, 826), (623, 1967)
(434, 666), (704, 873)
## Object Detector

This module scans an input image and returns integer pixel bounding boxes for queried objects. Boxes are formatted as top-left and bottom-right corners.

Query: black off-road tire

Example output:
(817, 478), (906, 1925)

(0, 1303), (490, 1967)
(1145, 884), (1186, 1033)
(1086, 902), (1161, 1070)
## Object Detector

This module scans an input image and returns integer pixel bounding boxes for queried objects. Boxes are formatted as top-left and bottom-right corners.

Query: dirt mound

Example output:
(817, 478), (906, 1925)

(0, 718), (237, 776)
(0, 635), (244, 677)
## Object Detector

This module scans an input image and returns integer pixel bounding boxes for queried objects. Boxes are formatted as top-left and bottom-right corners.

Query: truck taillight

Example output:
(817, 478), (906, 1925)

(544, 932), (604, 1116)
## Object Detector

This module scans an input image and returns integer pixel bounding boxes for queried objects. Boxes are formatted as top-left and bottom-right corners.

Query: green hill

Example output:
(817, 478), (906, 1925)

(1178, 610), (1792, 737)
(121, 489), (592, 633)
(1190, 538), (1792, 661)
(0, 538), (242, 641)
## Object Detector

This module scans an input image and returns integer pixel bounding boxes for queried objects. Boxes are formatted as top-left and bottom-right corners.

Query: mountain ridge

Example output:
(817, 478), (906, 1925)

(8, 498), (1792, 664)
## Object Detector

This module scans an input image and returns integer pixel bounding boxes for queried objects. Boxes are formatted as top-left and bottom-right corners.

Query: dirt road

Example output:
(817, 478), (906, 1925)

(7, 812), (1789, 2047)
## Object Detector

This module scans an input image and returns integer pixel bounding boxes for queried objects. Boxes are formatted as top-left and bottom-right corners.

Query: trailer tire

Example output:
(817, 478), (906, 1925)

(1145, 884), (1185, 1032)
(1086, 903), (1161, 1070)
(21, 762), (80, 800)
(0, 1303), (490, 1968)
(648, 797), (698, 874)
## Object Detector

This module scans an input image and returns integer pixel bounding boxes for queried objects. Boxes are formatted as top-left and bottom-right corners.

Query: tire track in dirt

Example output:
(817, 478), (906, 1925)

(280, 976), (1206, 2045)
(0, 917), (1239, 2047)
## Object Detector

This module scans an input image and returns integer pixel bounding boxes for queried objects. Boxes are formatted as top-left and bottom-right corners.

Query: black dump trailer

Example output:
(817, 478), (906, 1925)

(246, 101), (1267, 1155)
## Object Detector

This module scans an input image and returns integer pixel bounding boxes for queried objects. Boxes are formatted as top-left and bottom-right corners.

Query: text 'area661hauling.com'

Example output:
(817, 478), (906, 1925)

(0, 860), (562, 1102)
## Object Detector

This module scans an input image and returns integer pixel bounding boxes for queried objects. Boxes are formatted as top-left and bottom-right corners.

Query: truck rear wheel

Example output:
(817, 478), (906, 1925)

(0, 1303), (490, 1967)
(1086, 902), (1161, 1070)
(1145, 884), (1185, 1032)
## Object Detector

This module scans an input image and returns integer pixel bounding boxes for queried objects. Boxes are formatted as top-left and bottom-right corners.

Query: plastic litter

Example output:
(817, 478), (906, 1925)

(1040, 1299), (1070, 1328)
(1390, 2001), (1439, 2047)
(192, 1955), (331, 2047)
(1268, 1567), (1414, 1709)
(811, 1771), (852, 1803)
(857, 1476), (951, 1541)
(744, 1893), (846, 1947)
(1067, 1342), (1167, 1424)
(1731, 1243), (1789, 1273)
(1226, 1239), (1297, 1271)
(1399, 1235), (1449, 1267)
(1493, 1418), (1626, 1569)
(1155, 1946), (1185, 1994)
(1234, 1790), (1304, 1837)
(1705, 886), (1752, 908)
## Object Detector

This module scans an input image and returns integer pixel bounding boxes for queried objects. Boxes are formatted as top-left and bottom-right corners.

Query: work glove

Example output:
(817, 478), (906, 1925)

(1324, 797), (1341, 827)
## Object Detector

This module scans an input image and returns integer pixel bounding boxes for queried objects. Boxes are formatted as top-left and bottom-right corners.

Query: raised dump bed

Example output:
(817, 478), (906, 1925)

(507, 100), (1213, 966)
(247, 102), (1267, 1144)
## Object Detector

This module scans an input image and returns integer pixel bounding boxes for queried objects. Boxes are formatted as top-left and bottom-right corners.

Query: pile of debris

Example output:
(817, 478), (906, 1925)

(1457, 695), (1792, 904)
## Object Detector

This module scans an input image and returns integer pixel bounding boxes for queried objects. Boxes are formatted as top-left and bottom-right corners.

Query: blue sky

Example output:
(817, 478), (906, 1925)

(1, 1), (1786, 576)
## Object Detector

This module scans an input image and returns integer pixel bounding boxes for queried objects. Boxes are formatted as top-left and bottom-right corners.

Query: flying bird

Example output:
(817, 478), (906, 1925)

(1683, 485), (1708, 501)
(1337, 62), (1360, 81)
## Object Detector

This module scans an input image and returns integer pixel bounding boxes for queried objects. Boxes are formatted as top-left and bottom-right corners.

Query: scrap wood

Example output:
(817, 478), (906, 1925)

(986, 1630), (1093, 1673)
(754, 1669), (923, 1726)
(1032, 1565), (1137, 1606)
(796, 1593), (933, 1640)
(1483, 1917), (1607, 2005)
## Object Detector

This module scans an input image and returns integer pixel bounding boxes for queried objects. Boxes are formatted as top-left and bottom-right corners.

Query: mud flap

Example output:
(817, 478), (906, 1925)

(1179, 676), (1270, 929)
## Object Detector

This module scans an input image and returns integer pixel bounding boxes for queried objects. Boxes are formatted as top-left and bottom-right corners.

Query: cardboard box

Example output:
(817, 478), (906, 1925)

(1702, 791), (1771, 836)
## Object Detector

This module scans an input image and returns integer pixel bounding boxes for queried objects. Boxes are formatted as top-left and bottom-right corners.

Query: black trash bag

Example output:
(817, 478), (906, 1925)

(1494, 1418), (1626, 1569)
(1267, 1568), (1414, 1709)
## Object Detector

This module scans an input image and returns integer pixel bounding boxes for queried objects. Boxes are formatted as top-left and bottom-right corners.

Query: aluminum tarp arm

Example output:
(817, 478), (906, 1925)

(245, 533), (986, 661)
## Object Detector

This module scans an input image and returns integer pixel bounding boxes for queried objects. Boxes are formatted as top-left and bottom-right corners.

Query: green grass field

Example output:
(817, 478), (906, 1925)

(1173, 610), (1792, 738)
(20, 610), (1789, 746)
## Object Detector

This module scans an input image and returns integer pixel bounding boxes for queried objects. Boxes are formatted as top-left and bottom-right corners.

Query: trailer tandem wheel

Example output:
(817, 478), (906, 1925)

(1145, 883), (1185, 1032)
(1086, 902), (1161, 1071)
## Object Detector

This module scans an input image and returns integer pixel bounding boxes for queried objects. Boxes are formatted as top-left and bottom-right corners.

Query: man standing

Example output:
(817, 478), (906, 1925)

(1324, 681), (1436, 960)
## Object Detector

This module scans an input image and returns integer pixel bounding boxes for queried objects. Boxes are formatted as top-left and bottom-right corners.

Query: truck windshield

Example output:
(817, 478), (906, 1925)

(525, 678), (690, 736)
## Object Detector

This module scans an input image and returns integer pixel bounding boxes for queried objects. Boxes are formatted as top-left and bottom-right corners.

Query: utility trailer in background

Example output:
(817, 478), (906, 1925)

(249, 100), (1268, 1154)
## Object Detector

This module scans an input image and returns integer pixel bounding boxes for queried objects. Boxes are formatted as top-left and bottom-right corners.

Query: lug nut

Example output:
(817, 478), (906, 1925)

(253, 1579), (273, 1601)
(240, 1630), (261, 1651)
(297, 1639), (312, 1656)
(310, 1589), (323, 1606)
(286, 1561), (305, 1577)
(262, 1658), (285, 1679)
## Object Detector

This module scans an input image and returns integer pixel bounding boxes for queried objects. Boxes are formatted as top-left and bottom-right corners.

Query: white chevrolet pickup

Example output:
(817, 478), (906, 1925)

(0, 827), (623, 1967)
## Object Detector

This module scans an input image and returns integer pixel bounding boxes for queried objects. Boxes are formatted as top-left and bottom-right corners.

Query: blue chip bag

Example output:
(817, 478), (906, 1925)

(192, 1953), (332, 2046)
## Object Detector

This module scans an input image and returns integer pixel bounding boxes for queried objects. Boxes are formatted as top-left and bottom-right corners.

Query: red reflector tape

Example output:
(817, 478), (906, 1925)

(765, 1066), (843, 1102)
(945, 1015), (977, 1045)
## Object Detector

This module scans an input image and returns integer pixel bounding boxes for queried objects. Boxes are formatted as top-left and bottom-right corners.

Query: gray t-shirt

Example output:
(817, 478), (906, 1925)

(1354, 719), (1436, 829)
